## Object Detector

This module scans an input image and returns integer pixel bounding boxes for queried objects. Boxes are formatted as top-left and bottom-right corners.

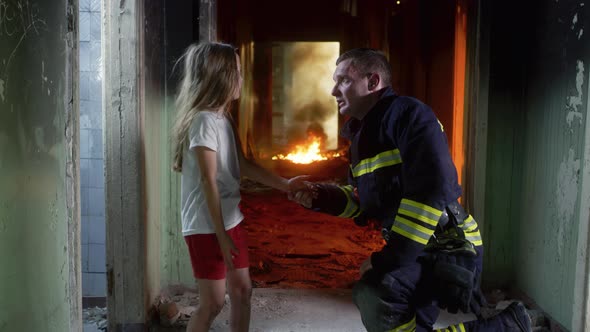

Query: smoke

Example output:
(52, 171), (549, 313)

(281, 42), (339, 150)
(292, 100), (331, 122)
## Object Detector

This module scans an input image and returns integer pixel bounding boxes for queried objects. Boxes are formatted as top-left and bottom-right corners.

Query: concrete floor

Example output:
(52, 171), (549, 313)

(83, 323), (103, 332)
(84, 288), (556, 331)
(213, 288), (366, 332)
(148, 288), (477, 332)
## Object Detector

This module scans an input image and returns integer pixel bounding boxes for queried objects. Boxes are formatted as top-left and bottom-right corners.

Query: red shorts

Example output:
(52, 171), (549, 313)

(184, 223), (250, 280)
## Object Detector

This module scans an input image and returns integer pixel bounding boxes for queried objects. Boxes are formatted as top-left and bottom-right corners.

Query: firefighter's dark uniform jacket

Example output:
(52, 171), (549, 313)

(310, 87), (483, 274)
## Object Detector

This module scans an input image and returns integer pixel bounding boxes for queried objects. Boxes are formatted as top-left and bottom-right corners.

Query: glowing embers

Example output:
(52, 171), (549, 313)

(272, 135), (341, 164)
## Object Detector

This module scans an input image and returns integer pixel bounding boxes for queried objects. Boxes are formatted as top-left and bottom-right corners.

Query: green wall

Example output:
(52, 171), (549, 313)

(149, 1), (195, 288)
(0, 0), (76, 330)
(144, 0), (165, 306)
(515, 1), (589, 328)
(483, 0), (529, 287)
(157, 95), (193, 287)
(484, 0), (589, 329)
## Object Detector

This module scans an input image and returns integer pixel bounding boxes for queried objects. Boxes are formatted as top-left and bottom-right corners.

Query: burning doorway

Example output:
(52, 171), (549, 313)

(238, 42), (344, 163)
(268, 42), (347, 178)
(269, 42), (340, 156)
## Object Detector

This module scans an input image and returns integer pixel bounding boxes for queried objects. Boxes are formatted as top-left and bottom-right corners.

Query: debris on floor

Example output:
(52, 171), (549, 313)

(152, 288), (365, 332)
(151, 287), (558, 332)
(482, 289), (556, 332)
(82, 306), (107, 331)
(153, 285), (200, 329)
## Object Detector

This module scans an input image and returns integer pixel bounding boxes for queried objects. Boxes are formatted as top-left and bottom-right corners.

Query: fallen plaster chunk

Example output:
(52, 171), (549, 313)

(82, 306), (107, 331)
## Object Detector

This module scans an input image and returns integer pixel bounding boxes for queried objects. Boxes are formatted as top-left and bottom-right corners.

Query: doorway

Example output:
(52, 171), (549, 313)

(79, 0), (107, 330)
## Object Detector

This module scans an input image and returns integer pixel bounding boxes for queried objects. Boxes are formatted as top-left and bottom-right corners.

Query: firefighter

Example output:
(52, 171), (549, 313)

(290, 48), (532, 332)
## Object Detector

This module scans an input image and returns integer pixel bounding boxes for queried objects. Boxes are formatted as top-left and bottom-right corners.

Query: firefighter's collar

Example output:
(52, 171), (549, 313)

(340, 87), (397, 139)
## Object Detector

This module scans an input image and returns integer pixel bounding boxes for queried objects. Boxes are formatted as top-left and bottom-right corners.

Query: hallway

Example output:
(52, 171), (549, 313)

(1, 0), (589, 331)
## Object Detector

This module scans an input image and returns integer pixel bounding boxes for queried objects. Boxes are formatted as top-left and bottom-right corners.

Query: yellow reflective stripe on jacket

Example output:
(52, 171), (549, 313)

(435, 322), (466, 332)
(398, 198), (442, 227)
(392, 216), (436, 245)
(386, 316), (416, 332)
(392, 199), (442, 245)
(337, 185), (361, 218)
(465, 230), (483, 246)
(458, 215), (483, 246)
(351, 149), (402, 177)
(459, 215), (478, 232)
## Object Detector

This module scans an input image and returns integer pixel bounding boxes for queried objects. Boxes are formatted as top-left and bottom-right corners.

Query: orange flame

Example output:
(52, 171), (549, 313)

(272, 136), (340, 164)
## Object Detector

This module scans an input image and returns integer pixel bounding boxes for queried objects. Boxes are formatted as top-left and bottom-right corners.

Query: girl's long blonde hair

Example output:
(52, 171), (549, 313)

(172, 42), (240, 172)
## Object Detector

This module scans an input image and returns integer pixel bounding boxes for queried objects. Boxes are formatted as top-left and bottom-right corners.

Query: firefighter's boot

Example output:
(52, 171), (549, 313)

(496, 302), (532, 332)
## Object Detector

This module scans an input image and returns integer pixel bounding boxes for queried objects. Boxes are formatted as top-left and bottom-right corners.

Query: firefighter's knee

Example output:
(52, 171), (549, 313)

(353, 278), (405, 332)
(353, 280), (383, 332)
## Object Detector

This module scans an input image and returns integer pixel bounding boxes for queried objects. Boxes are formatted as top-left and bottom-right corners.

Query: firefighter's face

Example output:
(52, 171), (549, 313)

(331, 59), (372, 119)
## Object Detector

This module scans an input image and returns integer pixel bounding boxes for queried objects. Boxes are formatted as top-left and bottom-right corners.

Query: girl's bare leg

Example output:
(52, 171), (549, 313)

(226, 267), (252, 332)
(186, 278), (226, 332)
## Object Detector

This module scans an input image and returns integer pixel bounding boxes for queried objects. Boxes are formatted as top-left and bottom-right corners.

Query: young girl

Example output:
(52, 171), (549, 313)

(172, 41), (307, 332)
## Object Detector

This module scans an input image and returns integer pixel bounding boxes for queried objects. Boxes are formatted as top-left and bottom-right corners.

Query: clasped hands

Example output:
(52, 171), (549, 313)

(285, 176), (373, 278)
(286, 176), (318, 208)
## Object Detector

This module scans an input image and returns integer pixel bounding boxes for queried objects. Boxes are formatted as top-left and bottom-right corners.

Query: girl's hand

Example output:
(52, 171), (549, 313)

(217, 232), (239, 270)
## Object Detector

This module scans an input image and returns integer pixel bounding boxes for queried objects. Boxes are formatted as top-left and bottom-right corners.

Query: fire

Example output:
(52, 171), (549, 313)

(272, 136), (340, 164)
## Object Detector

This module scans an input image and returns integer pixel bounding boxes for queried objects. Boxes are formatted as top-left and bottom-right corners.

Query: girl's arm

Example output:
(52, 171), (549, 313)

(230, 118), (310, 192)
(239, 150), (290, 192)
(195, 146), (238, 269)
(235, 134), (313, 192)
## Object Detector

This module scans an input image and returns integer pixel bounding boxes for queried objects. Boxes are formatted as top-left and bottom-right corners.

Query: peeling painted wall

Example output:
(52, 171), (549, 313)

(103, 1), (195, 325)
(144, 0), (166, 308)
(143, 0), (194, 303)
(0, 0), (78, 330)
(154, 1), (196, 288)
(485, 0), (589, 329)
(103, 0), (147, 328)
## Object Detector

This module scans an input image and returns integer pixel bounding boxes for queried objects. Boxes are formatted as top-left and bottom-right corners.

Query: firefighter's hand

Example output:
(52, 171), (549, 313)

(288, 182), (318, 208)
(360, 257), (373, 277)
(287, 175), (312, 192)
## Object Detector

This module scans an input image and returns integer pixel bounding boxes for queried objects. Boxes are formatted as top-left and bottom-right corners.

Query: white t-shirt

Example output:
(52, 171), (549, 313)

(180, 111), (243, 236)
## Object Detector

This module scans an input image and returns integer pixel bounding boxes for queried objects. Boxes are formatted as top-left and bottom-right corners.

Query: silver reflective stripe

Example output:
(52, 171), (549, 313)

(465, 231), (483, 246)
(392, 216), (434, 245)
(398, 199), (442, 227)
(459, 215), (478, 232)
